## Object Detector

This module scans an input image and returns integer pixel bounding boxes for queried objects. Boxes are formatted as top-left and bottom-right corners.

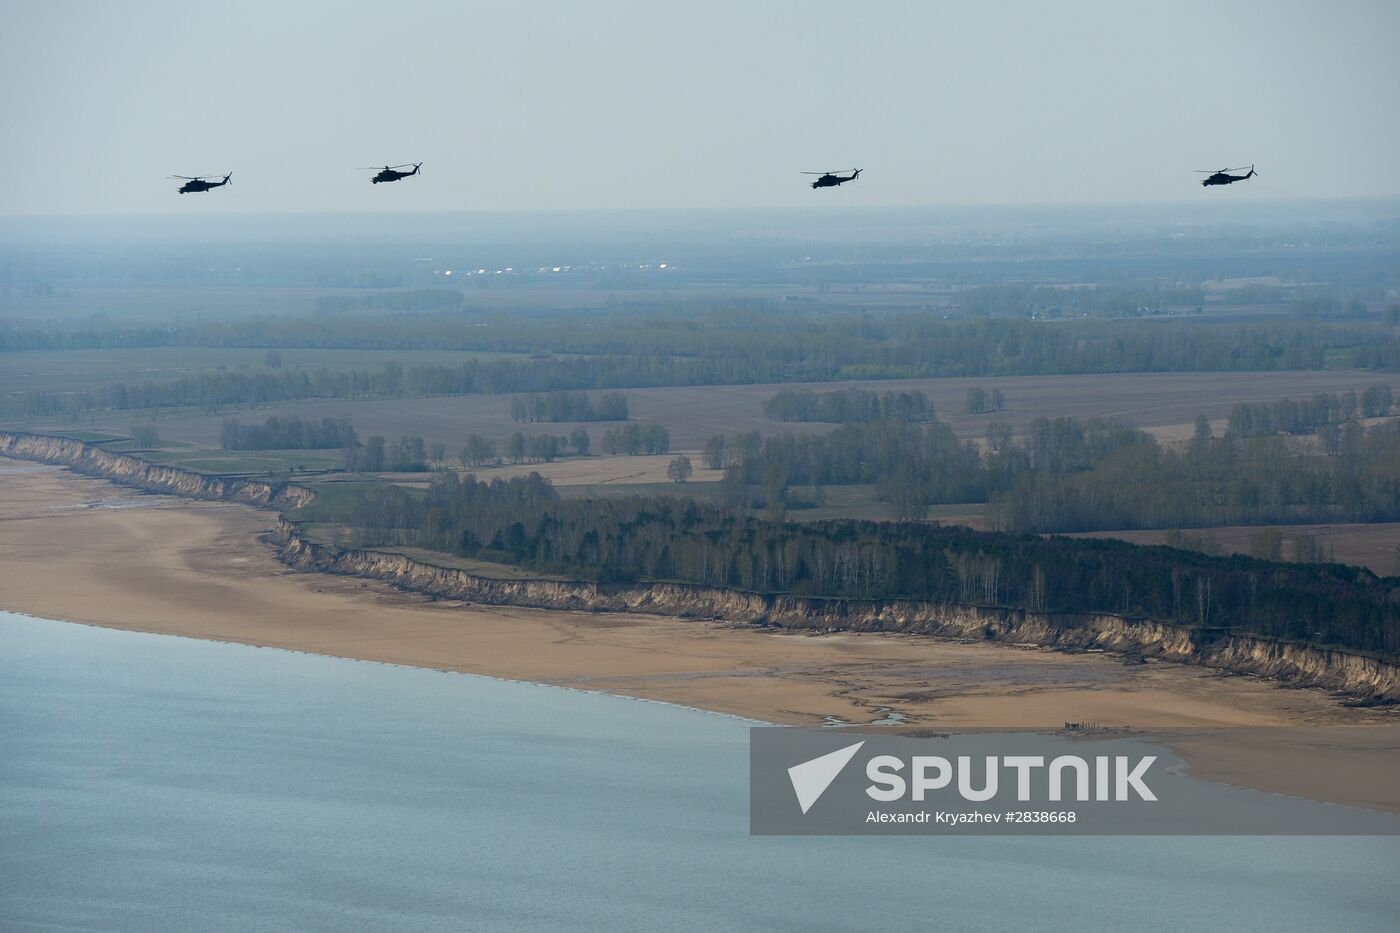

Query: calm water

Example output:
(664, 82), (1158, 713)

(2, 611), (1398, 932)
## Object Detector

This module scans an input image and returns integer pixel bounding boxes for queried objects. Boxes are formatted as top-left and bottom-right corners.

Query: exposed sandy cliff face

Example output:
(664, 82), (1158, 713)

(0, 431), (313, 509)
(272, 518), (1400, 700)
(5, 430), (1395, 700)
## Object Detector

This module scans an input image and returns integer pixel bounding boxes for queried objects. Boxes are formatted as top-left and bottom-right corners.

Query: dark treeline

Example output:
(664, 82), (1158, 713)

(460, 428), (591, 467)
(23, 369), (340, 416)
(510, 391), (629, 423)
(6, 311), (1388, 381)
(344, 434), (429, 472)
(704, 417), (1150, 520)
(600, 423), (670, 455)
(220, 415), (358, 450)
(965, 386), (1006, 414)
(16, 359), (654, 416)
(503, 431), (590, 464)
(341, 472), (1400, 661)
(460, 434), (498, 468)
(763, 387), (934, 423)
(12, 316), (1396, 418)
(708, 394), (1400, 532)
(1227, 385), (1394, 437)
(11, 312), (1397, 417)
(994, 418), (1400, 533)
(1354, 337), (1400, 370)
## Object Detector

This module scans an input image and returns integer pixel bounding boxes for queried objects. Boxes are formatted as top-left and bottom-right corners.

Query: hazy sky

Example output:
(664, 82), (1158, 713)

(3, 0), (1398, 215)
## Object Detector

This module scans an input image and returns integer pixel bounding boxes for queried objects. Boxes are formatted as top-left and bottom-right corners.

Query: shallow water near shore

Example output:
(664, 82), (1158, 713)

(2, 611), (1398, 932)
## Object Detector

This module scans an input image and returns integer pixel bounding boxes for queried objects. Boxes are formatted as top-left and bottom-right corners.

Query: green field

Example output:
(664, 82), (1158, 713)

(286, 479), (412, 524)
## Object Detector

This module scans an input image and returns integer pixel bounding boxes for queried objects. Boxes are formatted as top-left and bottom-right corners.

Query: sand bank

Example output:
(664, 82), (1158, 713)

(1, 457), (1396, 813)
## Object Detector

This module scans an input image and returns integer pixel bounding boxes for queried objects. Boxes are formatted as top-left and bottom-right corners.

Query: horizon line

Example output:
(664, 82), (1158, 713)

(4, 195), (1400, 223)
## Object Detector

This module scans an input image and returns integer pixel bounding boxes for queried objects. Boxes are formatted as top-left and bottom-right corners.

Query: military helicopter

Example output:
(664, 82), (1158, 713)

(171, 173), (231, 194)
(361, 162), (422, 184)
(1195, 164), (1256, 187)
(802, 168), (862, 189)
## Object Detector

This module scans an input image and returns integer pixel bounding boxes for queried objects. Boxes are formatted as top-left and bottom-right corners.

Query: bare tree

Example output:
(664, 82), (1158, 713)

(667, 455), (693, 484)
(129, 424), (159, 448)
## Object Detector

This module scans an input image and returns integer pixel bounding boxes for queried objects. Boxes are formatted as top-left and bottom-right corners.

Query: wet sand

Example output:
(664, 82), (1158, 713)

(1, 457), (1396, 813)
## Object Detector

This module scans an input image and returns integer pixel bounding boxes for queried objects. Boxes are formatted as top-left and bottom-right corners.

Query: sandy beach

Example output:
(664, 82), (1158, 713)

(2, 456), (1397, 813)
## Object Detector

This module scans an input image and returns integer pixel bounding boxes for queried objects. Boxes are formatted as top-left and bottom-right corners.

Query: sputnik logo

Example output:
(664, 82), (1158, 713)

(787, 741), (865, 814)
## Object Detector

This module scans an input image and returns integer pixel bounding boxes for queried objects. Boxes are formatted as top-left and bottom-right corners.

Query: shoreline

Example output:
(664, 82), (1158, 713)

(9, 426), (1397, 701)
(272, 515), (1400, 701)
(12, 609), (1400, 826)
(13, 606), (1400, 826)
(2, 457), (1398, 813)
(0, 606), (781, 729)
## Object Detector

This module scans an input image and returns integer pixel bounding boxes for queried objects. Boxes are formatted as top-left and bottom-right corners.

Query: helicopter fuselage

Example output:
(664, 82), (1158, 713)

(372, 167), (418, 184)
(1201, 169), (1254, 187)
(811, 172), (858, 189)
(177, 177), (229, 194)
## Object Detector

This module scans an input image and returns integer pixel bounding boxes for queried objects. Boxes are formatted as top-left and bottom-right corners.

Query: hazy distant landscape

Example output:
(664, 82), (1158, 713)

(1, 205), (1398, 666)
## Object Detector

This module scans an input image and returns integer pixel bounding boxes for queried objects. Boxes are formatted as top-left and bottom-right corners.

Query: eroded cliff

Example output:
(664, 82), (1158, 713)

(7, 428), (1395, 700)
(273, 518), (1400, 700)
(0, 431), (314, 509)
